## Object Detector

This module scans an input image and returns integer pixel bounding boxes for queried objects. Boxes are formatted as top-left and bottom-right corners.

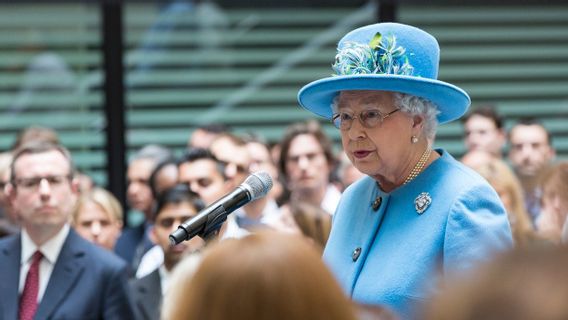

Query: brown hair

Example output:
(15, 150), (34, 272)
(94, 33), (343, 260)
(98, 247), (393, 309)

(289, 201), (332, 252)
(163, 231), (357, 320)
(278, 120), (335, 182)
(10, 141), (75, 183)
(424, 246), (568, 320)
(11, 126), (60, 151)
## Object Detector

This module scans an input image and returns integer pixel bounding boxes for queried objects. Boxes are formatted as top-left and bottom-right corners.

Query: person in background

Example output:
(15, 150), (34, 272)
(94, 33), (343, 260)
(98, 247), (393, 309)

(130, 184), (205, 320)
(536, 162), (568, 243)
(508, 118), (556, 225)
(135, 157), (180, 279)
(461, 105), (506, 159)
(187, 123), (229, 150)
(423, 245), (568, 320)
(115, 144), (173, 275)
(178, 148), (247, 239)
(0, 152), (19, 237)
(0, 142), (134, 319)
(272, 201), (332, 254)
(278, 120), (341, 215)
(465, 154), (536, 247)
(10, 125), (60, 151)
(161, 231), (358, 320)
(297, 22), (512, 319)
(72, 187), (123, 251)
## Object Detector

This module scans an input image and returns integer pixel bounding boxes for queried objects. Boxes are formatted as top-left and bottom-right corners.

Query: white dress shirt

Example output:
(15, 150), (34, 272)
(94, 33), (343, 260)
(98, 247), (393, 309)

(19, 224), (70, 302)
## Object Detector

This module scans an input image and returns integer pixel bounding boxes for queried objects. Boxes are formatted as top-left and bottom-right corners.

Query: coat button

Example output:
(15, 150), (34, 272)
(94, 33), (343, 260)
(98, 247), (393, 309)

(352, 247), (362, 262)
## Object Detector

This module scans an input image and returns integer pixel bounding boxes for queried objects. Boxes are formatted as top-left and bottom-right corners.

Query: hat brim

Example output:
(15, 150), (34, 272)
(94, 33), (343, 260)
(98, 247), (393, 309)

(298, 75), (470, 124)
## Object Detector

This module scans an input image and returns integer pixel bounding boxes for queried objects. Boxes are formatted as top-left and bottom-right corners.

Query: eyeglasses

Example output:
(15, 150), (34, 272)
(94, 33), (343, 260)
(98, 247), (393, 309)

(14, 175), (72, 191)
(332, 108), (399, 130)
(156, 215), (194, 229)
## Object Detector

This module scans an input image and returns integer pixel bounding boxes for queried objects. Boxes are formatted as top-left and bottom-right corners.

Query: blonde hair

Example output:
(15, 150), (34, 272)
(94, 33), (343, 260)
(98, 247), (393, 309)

(73, 187), (123, 224)
(162, 231), (357, 320)
(473, 158), (534, 247)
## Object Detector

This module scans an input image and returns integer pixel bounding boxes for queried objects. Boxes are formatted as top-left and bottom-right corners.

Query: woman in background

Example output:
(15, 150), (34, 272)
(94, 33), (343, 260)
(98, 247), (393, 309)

(72, 187), (123, 251)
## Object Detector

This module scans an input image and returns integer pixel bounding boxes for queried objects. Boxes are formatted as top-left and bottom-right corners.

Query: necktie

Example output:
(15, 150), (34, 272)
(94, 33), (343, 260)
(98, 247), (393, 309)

(19, 250), (42, 320)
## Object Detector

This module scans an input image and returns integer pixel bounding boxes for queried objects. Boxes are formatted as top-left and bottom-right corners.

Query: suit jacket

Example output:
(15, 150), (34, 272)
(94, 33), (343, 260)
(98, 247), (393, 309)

(130, 269), (162, 320)
(0, 229), (136, 320)
(114, 222), (154, 274)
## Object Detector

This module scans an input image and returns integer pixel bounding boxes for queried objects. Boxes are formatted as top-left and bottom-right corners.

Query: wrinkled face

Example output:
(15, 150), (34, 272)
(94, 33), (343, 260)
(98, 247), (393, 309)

(508, 125), (554, 177)
(151, 201), (204, 270)
(179, 159), (227, 205)
(74, 200), (122, 251)
(464, 115), (505, 156)
(127, 158), (155, 215)
(9, 150), (78, 232)
(285, 134), (330, 192)
(337, 90), (414, 180)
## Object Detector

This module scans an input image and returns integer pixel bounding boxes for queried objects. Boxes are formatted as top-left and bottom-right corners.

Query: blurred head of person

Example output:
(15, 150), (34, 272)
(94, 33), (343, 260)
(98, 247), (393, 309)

(278, 121), (336, 201)
(151, 184), (205, 271)
(273, 201), (332, 253)
(187, 123), (229, 149)
(508, 118), (555, 179)
(209, 133), (251, 189)
(7, 142), (79, 245)
(467, 155), (535, 247)
(149, 158), (179, 200)
(537, 162), (568, 243)
(423, 245), (568, 320)
(244, 135), (282, 200)
(162, 231), (357, 320)
(127, 144), (173, 220)
(11, 125), (60, 151)
(178, 148), (228, 206)
(72, 187), (123, 251)
(461, 105), (505, 157)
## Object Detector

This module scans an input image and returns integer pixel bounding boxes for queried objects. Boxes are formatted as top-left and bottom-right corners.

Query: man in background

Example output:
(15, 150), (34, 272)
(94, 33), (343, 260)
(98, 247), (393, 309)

(0, 142), (134, 319)
(508, 118), (556, 225)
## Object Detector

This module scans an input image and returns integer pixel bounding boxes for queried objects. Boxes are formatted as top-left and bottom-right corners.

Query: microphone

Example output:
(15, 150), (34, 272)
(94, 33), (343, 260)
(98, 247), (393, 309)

(169, 171), (273, 245)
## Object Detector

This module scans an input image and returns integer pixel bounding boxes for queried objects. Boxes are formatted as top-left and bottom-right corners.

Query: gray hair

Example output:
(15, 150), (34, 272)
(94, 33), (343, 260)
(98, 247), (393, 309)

(331, 92), (439, 144)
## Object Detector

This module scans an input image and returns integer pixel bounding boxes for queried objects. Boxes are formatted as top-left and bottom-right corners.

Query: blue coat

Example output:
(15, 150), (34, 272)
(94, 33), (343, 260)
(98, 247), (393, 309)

(0, 229), (136, 320)
(323, 150), (513, 319)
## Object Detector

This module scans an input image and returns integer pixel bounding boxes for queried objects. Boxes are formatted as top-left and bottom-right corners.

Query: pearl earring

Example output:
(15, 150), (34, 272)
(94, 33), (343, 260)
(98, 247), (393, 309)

(411, 136), (418, 144)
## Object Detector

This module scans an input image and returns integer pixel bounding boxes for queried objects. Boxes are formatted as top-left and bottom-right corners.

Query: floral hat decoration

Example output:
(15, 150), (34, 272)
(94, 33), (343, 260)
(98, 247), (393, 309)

(298, 22), (470, 124)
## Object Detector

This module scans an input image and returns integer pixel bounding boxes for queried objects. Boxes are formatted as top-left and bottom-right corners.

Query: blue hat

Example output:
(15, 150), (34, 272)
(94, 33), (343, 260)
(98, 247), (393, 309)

(298, 23), (470, 124)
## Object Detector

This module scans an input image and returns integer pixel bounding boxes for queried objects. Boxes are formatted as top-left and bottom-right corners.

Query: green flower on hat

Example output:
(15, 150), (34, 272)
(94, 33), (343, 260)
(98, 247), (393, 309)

(332, 32), (414, 76)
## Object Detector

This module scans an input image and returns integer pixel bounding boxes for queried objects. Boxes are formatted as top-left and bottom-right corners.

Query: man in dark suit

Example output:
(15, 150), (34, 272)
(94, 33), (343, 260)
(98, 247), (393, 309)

(114, 144), (172, 275)
(0, 142), (135, 319)
(130, 184), (205, 320)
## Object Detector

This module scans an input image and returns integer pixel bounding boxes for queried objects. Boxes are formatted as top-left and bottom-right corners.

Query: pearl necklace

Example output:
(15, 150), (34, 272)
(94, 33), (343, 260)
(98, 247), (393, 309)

(403, 148), (432, 185)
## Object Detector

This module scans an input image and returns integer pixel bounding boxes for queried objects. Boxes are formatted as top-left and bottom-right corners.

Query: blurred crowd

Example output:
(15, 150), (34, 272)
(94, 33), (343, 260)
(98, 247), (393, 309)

(0, 108), (566, 319)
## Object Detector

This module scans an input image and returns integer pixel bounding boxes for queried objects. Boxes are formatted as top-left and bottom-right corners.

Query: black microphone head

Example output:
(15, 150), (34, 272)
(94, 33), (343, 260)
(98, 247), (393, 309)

(243, 171), (273, 201)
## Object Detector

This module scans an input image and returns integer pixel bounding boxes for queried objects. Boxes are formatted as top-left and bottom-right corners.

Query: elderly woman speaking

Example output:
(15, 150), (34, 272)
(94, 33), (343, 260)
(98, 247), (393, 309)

(298, 23), (513, 319)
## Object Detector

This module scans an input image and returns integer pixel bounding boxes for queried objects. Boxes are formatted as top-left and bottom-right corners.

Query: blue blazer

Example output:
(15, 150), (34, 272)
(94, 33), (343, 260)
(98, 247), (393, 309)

(114, 222), (154, 274)
(0, 228), (136, 320)
(323, 150), (513, 319)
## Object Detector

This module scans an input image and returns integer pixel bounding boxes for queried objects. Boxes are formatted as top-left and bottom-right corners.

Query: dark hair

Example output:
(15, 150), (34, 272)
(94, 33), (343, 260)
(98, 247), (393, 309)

(149, 158), (179, 199)
(510, 117), (553, 145)
(10, 141), (75, 184)
(277, 121), (336, 182)
(196, 123), (230, 134)
(154, 184), (205, 221)
(461, 105), (503, 129)
(179, 147), (227, 180)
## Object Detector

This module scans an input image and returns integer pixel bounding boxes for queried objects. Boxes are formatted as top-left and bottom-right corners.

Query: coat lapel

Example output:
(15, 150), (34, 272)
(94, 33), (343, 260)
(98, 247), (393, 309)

(134, 269), (162, 320)
(0, 234), (22, 320)
(34, 230), (86, 320)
